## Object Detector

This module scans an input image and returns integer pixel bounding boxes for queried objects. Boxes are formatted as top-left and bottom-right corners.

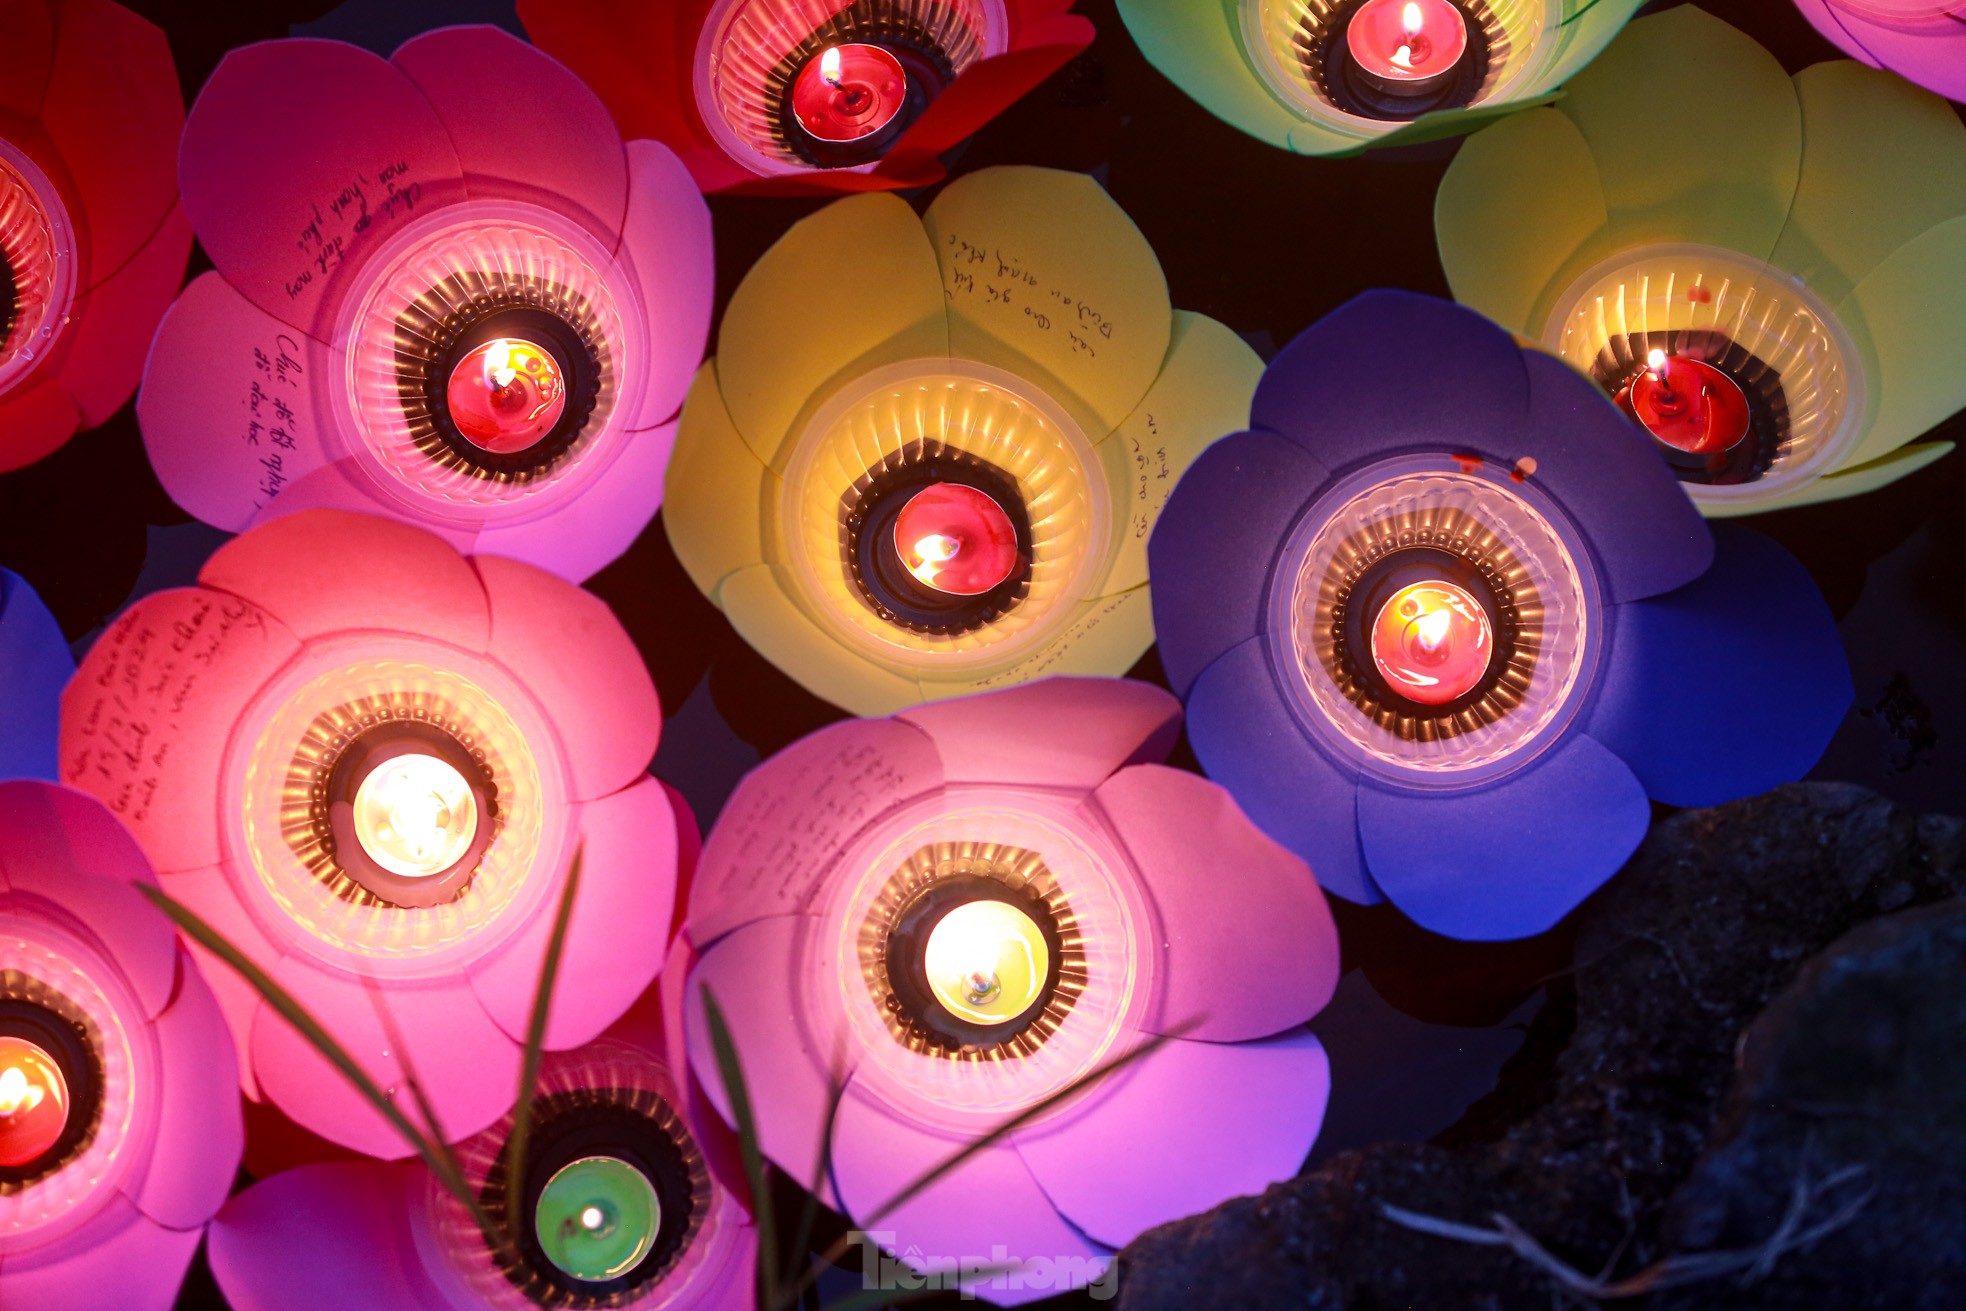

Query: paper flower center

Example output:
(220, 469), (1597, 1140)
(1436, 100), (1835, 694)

(446, 336), (570, 455)
(0, 1036), (68, 1169)
(0, 143), (77, 396)
(1369, 579), (1495, 706)
(536, 1155), (661, 1284)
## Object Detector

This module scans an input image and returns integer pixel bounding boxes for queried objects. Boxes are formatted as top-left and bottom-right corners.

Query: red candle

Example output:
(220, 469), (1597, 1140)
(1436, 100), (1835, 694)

(893, 484), (1020, 596)
(792, 44), (908, 144)
(1623, 349), (1750, 458)
(1369, 580), (1492, 705)
(446, 337), (568, 454)
(1345, 0), (1469, 96)
(0, 1036), (69, 1168)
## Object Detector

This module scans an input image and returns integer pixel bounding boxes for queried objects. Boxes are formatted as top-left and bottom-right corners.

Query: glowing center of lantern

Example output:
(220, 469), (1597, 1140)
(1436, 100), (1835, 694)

(536, 1155), (660, 1283)
(1369, 580), (1493, 705)
(1625, 348), (1752, 458)
(1346, 0), (1469, 92)
(351, 752), (480, 879)
(0, 1037), (68, 1168)
(892, 483), (1021, 596)
(923, 899), (1050, 1027)
(446, 337), (568, 454)
(793, 43), (908, 144)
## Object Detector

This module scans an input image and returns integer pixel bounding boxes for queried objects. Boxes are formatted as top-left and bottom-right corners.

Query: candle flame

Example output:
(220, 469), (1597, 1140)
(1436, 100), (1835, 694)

(485, 337), (517, 390)
(0, 1066), (43, 1116)
(821, 46), (843, 87)
(1413, 606), (1453, 652)
(1402, 1), (1424, 35)
(907, 533), (961, 586)
(1646, 347), (1669, 385)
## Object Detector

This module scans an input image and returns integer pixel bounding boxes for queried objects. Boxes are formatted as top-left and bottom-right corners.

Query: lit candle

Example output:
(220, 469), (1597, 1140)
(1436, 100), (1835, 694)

(892, 483), (1021, 597)
(446, 337), (568, 454)
(535, 1155), (661, 1283)
(1621, 348), (1751, 459)
(0, 1036), (69, 1168)
(792, 44), (909, 145)
(921, 899), (1051, 1027)
(1369, 580), (1493, 706)
(350, 752), (480, 880)
(1345, 0), (1470, 97)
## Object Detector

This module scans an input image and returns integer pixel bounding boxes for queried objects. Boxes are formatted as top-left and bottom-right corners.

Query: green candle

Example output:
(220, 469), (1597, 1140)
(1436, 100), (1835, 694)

(535, 1155), (660, 1282)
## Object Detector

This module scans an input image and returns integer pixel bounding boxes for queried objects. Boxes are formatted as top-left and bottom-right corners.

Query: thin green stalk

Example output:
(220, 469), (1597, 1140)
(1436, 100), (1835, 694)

(699, 987), (782, 1311)
(505, 846), (585, 1240)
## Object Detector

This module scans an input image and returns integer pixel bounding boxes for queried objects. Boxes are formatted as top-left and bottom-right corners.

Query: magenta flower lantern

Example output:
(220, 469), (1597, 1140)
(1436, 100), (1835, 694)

(0, 569), (71, 781)
(1793, 0), (1966, 103)
(0, 0), (191, 473)
(139, 26), (713, 582)
(209, 992), (755, 1311)
(682, 677), (1339, 1303)
(0, 780), (242, 1309)
(59, 508), (679, 1156)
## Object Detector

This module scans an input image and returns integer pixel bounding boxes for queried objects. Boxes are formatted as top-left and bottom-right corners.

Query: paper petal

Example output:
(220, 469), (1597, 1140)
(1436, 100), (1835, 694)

(882, 20), (1095, 174)
(1801, 0), (1966, 103)
(159, 863), (285, 1100)
(1184, 638), (1378, 905)
(130, 955), (244, 1228)
(1148, 428), (1327, 697)
(1435, 108), (1610, 335)
(0, 378), (81, 473)
(1535, 0), (1647, 90)
(1835, 214), (1966, 469)
(1358, 732), (1648, 940)
(1099, 312), (1264, 594)
(1015, 1029), (1329, 1248)
(200, 509), (490, 647)
(1114, 0), (1306, 151)
(922, 167), (1171, 437)
(57, 206), (190, 427)
(515, 0), (703, 154)
(1721, 439), (1954, 515)
(830, 1085), (1112, 1304)
(684, 915), (847, 1203)
(617, 139), (715, 430)
(920, 586), (1158, 704)
(0, 568), (71, 781)
(180, 38), (467, 336)
(250, 957), (520, 1157)
(665, 364), (774, 601)
(716, 193), (947, 467)
(61, 589), (301, 873)
(0, 780), (177, 1018)
(719, 564), (925, 716)
(0, 1195), (199, 1311)
(1586, 524), (1849, 808)
(1254, 290), (1531, 474)
(473, 553), (659, 802)
(390, 25), (627, 241)
(688, 716), (940, 946)
(1768, 62), (1966, 308)
(38, 0), (182, 281)
(470, 776), (675, 1049)
(209, 1162), (436, 1311)
(0, 0), (54, 117)
(898, 677), (1179, 793)
(470, 421), (674, 582)
(138, 271), (335, 532)
(1090, 764), (1339, 1040)
(1514, 348), (1713, 605)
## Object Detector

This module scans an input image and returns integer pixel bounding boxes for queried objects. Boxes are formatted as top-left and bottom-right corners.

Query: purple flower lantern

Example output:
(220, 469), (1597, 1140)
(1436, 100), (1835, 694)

(1151, 291), (1852, 940)
(0, 569), (71, 781)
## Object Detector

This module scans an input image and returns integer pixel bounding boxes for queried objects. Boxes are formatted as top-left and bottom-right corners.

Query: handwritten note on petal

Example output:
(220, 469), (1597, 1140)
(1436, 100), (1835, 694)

(60, 589), (301, 874)
(929, 585), (1156, 700)
(688, 716), (943, 948)
(139, 272), (332, 533)
(923, 166), (1172, 437)
(180, 38), (467, 337)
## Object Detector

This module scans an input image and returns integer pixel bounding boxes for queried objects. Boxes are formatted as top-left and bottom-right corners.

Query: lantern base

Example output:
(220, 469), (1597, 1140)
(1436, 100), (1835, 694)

(767, 3), (958, 169)
(884, 873), (1065, 1052)
(1316, 0), (1493, 121)
(0, 997), (102, 1191)
(1601, 330), (1786, 486)
(409, 300), (601, 480)
(324, 721), (498, 909)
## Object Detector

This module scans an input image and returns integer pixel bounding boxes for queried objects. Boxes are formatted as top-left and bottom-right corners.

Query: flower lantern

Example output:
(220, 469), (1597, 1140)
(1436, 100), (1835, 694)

(1793, 0), (1966, 104)
(681, 677), (1338, 1302)
(1114, 0), (1641, 156)
(0, 780), (242, 1308)
(58, 508), (679, 1157)
(665, 166), (1263, 715)
(1435, 7), (1966, 514)
(209, 992), (755, 1311)
(517, 0), (1095, 196)
(1150, 291), (1851, 941)
(138, 27), (713, 582)
(0, 569), (71, 781)
(0, 0), (191, 472)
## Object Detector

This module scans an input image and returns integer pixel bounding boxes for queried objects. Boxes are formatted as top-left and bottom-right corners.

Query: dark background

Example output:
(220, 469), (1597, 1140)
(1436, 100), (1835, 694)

(0, 0), (1958, 1304)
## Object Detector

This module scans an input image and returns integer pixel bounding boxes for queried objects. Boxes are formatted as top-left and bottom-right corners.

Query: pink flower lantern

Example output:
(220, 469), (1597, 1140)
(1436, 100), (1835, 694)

(682, 677), (1339, 1303)
(1793, 0), (1966, 103)
(0, 0), (191, 473)
(59, 508), (679, 1157)
(209, 990), (755, 1311)
(0, 779), (241, 1309)
(139, 26), (713, 582)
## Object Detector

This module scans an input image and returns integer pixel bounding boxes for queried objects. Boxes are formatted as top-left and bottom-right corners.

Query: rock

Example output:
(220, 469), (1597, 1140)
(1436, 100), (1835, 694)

(1114, 784), (1966, 1310)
